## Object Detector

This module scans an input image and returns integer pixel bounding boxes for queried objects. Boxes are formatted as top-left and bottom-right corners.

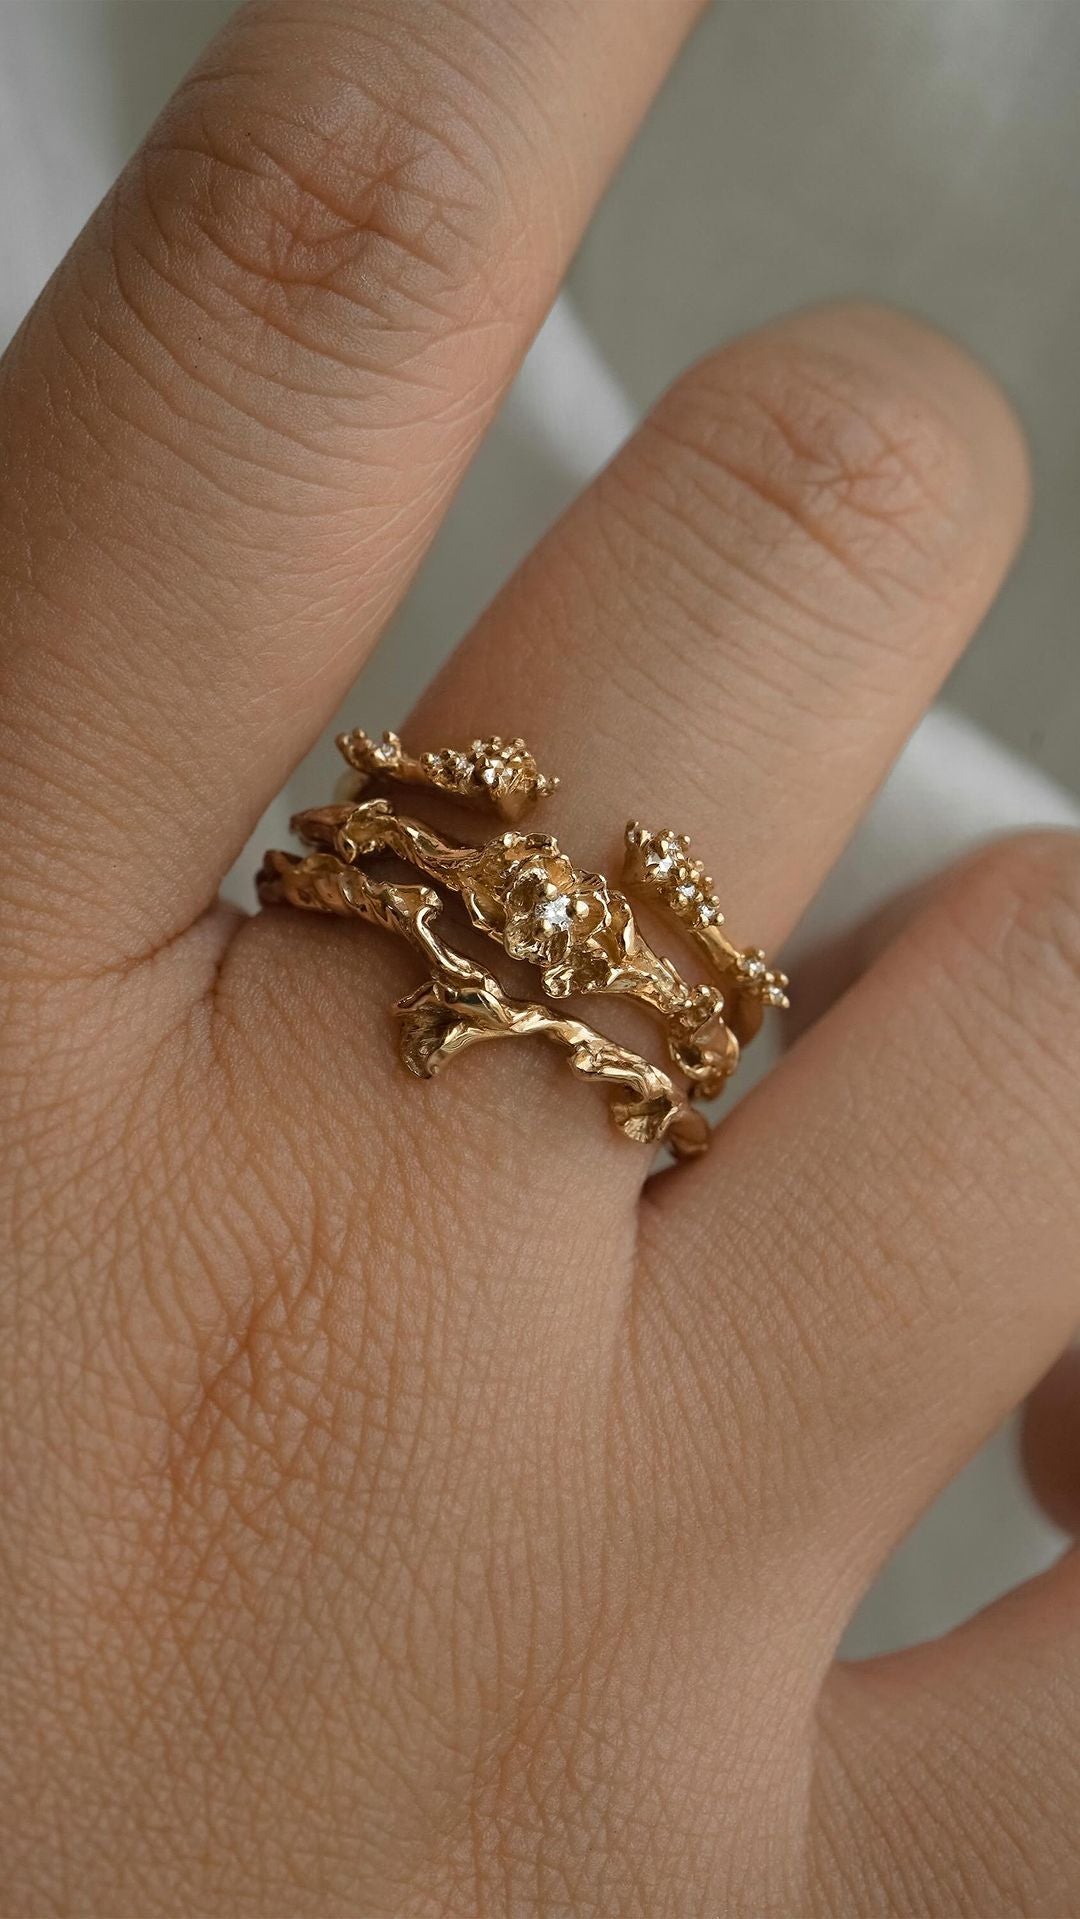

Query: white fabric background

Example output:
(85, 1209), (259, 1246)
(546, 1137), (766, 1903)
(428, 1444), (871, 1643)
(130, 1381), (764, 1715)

(1, 0), (1077, 1656)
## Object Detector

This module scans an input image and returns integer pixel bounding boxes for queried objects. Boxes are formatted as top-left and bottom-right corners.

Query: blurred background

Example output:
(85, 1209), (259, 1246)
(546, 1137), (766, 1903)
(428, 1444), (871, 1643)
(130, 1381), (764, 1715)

(1, 0), (1076, 1654)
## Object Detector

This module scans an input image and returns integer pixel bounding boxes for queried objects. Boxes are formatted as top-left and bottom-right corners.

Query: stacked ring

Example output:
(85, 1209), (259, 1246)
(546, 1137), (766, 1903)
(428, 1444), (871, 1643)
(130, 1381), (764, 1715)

(257, 729), (788, 1156)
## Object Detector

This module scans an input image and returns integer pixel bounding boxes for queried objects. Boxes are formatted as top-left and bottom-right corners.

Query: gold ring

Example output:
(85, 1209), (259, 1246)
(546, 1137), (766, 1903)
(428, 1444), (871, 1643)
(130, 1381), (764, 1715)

(259, 728), (788, 1154)
(257, 843), (709, 1158)
(334, 728), (559, 823)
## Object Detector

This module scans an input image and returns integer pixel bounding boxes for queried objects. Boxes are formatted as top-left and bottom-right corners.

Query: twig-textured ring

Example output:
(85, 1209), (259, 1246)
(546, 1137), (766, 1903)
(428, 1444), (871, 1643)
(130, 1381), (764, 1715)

(258, 730), (788, 1156)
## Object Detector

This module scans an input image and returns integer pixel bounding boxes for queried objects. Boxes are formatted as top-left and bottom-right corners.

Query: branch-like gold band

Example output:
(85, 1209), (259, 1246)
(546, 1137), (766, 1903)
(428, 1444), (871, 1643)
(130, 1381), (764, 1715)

(257, 729), (788, 1155)
(257, 843), (709, 1158)
(334, 729), (559, 823)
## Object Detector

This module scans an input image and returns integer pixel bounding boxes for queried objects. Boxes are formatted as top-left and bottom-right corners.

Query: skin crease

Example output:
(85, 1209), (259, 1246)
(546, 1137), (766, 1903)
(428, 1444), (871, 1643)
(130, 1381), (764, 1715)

(1, 3), (1079, 1915)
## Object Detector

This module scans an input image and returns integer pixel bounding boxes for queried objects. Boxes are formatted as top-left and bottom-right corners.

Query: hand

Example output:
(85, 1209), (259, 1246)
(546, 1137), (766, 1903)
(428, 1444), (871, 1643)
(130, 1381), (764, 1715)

(2, 4), (1078, 1914)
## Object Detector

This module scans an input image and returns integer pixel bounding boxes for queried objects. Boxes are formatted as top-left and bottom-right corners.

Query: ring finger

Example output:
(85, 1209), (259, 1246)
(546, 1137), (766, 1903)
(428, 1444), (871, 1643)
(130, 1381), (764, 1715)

(255, 299), (1028, 1195)
(0, 0), (703, 970)
(411, 300), (1027, 945)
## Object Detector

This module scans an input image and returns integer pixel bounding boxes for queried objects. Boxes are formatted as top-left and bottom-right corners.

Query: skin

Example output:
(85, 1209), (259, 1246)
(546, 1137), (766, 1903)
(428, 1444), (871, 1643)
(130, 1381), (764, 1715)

(1, 1), (1078, 1913)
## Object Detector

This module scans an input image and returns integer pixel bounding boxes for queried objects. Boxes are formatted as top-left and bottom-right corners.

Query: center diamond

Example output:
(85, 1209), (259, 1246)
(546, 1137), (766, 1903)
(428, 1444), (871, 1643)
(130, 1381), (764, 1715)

(536, 892), (573, 932)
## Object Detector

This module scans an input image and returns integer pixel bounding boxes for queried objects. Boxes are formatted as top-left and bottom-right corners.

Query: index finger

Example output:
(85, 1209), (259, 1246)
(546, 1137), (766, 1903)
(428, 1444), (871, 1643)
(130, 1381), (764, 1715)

(0, 0), (702, 971)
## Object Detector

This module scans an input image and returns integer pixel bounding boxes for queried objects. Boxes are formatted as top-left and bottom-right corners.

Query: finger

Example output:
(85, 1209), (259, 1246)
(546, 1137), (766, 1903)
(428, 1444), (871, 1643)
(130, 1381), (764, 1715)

(814, 1553), (1080, 1917)
(409, 302), (1028, 951)
(640, 829), (1080, 1591)
(785, 721), (1080, 1044)
(285, 302), (1024, 1193)
(0, 0), (702, 970)
(785, 870), (942, 1041)
(1022, 1347), (1080, 1533)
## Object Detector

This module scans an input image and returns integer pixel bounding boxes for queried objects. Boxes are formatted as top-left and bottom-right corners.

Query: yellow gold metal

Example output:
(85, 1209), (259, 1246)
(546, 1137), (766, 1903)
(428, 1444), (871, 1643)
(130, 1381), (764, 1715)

(259, 726), (787, 1155)
(292, 801), (740, 1100)
(334, 728), (559, 823)
(256, 846), (708, 1158)
(623, 823), (789, 1048)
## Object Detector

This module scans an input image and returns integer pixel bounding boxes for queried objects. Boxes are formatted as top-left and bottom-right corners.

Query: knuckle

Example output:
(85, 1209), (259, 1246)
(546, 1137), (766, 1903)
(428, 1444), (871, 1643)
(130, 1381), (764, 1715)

(649, 314), (980, 616)
(948, 828), (1080, 1009)
(918, 830), (1080, 1157)
(105, 25), (522, 367)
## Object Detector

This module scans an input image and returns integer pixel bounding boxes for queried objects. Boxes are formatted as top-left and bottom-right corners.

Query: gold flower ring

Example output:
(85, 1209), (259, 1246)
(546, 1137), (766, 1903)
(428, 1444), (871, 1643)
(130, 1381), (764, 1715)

(256, 843), (709, 1158)
(334, 728), (558, 824)
(258, 729), (788, 1152)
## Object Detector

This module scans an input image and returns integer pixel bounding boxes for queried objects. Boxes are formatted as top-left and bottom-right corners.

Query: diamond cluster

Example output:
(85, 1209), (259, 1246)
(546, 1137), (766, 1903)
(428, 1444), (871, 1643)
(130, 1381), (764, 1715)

(734, 948), (789, 1008)
(625, 822), (725, 929)
(421, 737), (558, 811)
(337, 730), (558, 821)
(625, 823), (789, 1010)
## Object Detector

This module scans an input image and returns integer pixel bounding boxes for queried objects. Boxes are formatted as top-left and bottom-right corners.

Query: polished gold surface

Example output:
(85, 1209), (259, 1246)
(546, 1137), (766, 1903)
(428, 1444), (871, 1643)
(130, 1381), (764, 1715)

(334, 729), (559, 823)
(293, 801), (741, 1101)
(257, 846), (708, 1157)
(259, 729), (788, 1154)
(623, 822), (789, 1049)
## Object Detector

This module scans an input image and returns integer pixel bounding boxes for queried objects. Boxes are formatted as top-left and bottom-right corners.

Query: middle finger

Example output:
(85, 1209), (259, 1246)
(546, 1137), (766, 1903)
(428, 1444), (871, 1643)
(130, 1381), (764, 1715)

(253, 301), (1027, 1214)
(413, 300), (1027, 956)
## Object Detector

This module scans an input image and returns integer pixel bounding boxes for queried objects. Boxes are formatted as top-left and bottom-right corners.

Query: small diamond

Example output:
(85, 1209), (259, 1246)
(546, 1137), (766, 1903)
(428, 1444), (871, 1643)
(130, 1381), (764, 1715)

(371, 740), (396, 766)
(536, 893), (572, 932)
(743, 955), (766, 980)
(698, 902), (718, 925)
(678, 882), (698, 902)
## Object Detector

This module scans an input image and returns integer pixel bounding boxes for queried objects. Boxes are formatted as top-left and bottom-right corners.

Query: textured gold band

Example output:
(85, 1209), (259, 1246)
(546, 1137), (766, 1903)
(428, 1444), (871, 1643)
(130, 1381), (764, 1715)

(334, 728), (559, 823)
(257, 843), (709, 1158)
(258, 729), (788, 1155)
